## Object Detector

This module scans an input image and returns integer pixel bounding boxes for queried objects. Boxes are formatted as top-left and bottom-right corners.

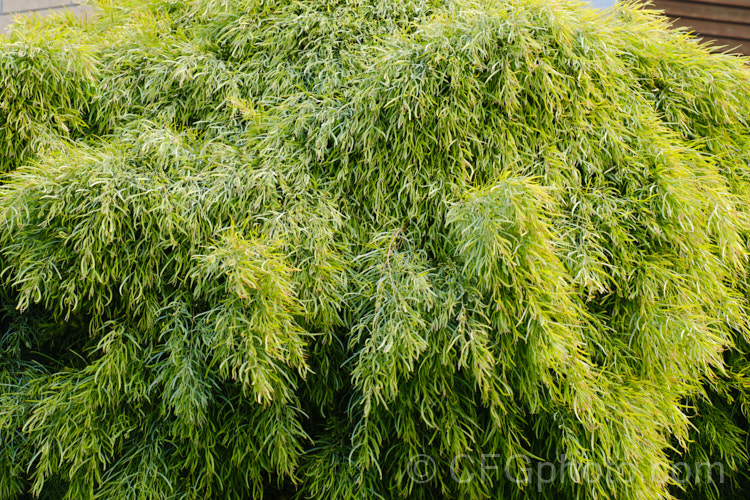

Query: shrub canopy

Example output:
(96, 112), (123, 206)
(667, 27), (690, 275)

(1, 1), (750, 499)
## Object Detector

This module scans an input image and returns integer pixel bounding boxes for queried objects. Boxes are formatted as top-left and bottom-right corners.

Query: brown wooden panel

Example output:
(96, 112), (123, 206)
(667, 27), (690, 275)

(699, 35), (750, 54)
(651, 0), (750, 24)
(661, 0), (750, 8)
(667, 16), (750, 39)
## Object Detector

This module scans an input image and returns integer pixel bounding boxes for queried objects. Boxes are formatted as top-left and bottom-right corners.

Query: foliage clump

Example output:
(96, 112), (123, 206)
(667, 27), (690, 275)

(1, 1), (750, 499)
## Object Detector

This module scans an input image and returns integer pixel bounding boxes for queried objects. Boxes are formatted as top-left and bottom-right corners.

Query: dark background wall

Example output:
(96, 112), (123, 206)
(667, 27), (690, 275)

(648, 0), (750, 55)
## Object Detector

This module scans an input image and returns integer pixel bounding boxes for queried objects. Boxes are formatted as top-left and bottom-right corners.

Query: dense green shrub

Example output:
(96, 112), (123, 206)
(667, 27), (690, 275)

(0, 13), (96, 173)
(2, 0), (750, 498)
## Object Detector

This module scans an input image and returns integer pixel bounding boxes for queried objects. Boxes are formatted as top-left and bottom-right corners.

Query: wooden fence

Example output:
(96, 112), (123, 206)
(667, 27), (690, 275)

(649, 0), (750, 55)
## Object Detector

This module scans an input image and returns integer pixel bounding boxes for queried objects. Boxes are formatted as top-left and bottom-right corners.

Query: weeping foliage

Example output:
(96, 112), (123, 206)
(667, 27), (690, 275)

(2, 0), (750, 498)
(0, 13), (96, 173)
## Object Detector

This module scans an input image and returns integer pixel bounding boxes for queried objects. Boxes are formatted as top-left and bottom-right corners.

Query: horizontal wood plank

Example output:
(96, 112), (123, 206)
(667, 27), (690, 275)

(659, 0), (750, 8)
(651, 0), (750, 24)
(667, 17), (750, 40)
(699, 34), (750, 53)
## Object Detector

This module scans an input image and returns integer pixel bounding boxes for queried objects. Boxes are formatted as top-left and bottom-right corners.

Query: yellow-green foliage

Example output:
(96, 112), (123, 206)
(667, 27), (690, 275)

(1, 1), (750, 499)
(0, 14), (96, 173)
